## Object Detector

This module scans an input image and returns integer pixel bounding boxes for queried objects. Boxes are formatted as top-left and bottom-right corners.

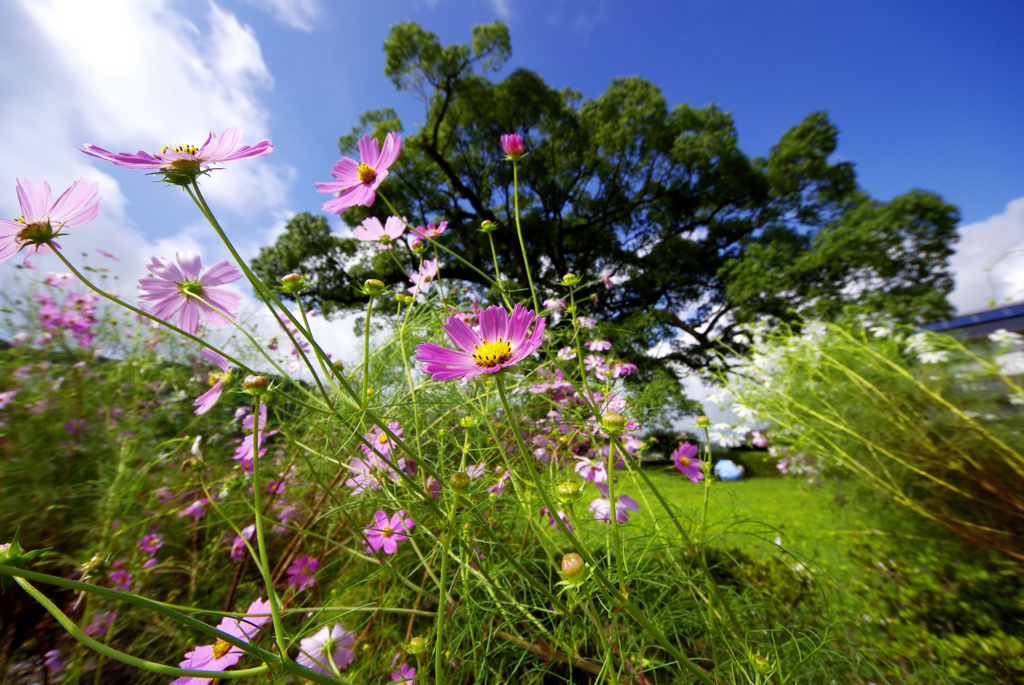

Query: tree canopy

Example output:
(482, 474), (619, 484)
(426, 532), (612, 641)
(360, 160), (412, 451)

(253, 20), (959, 381)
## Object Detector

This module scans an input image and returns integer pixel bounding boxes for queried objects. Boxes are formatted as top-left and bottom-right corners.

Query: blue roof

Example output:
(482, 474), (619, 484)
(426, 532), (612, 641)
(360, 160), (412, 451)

(923, 301), (1024, 336)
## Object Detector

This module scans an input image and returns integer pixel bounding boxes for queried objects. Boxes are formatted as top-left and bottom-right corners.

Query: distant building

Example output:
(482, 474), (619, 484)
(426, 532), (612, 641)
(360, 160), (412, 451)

(922, 300), (1024, 339)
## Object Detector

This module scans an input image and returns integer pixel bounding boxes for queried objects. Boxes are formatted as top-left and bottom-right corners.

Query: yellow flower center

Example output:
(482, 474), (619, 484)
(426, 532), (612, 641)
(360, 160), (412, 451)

(678, 456), (690, 466)
(212, 639), (232, 659)
(148, 539), (160, 547)
(357, 163), (376, 183)
(472, 339), (513, 368)
(381, 526), (394, 538)
(162, 144), (199, 155)
(377, 433), (390, 445)
(208, 371), (228, 386)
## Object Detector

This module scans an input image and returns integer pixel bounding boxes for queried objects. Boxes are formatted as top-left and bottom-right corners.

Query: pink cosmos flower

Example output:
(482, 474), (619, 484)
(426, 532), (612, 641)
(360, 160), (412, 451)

(297, 623), (355, 675)
(0, 390), (17, 410)
(466, 462), (487, 478)
(139, 251), (241, 335)
(352, 215), (406, 250)
(96, 248), (119, 260)
(364, 510), (415, 555)
(501, 133), (524, 159)
(84, 611), (118, 638)
(672, 443), (703, 483)
(408, 258), (439, 295)
(344, 454), (399, 495)
(557, 346), (576, 361)
(574, 457), (608, 483)
(607, 360), (638, 378)
(0, 178), (100, 264)
(230, 524), (256, 562)
(488, 467), (511, 496)
(543, 298), (565, 312)
(585, 340), (612, 352)
(139, 533), (164, 554)
(361, 421), (402, 458)
(178, 497), (210, 524)
(540, 507), (573, 531)
(108, 568), (132, 591)
(44, 650), (63, 674)
(81, 126), (271, 180)
(45, 272), (76, 288)
(751, 431), (770, 448)
(583, 355), (605, 372)
(286, 554), (319, 591)
(414, 304), (546, 381)
(170, 598), (271, 685)
(194, 348), (230, 415)
(411, 221), (447, 239)
(390, 661), (417, 684)
(589, 483), (640, 524)
(316, 132), (402, 215)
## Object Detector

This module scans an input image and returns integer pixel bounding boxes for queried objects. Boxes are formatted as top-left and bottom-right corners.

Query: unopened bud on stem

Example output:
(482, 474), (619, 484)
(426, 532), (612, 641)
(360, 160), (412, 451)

(602, 412), (627, 433)
(449, 472), (470, 491)
(555, 481), (580, 503)
(363, 279), (385, 295)
(697, 415), (711, 428)
(243, 375), (271, 395)
(561, 552), (585, 580)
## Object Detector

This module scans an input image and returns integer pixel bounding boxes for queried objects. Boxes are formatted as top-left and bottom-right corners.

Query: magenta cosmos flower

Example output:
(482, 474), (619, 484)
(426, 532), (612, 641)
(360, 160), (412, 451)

(138, 251), (242, 335)
(672, 443), (703, 483)
(361, 421), (402, 458)
(0, 178), (100, 264)
(408, 258), (439, 295)
(138, 533), (164, 554)
(194, 348), (230, 416)
(411, 220), (447, 239)
(353, 215), (405, 250)
(297, 623), (355, 675)
(414, 304), (546, 381)
(170, 597), (271, 685)
(316, 132), (402, 215)
(501, 133), (524, 159)
(589, 483), (640, 524)
(286, 554), (319, 591)
(81, 126), (271, 185)
(364, 510), (415, 555)
(390, 661), (416, 684)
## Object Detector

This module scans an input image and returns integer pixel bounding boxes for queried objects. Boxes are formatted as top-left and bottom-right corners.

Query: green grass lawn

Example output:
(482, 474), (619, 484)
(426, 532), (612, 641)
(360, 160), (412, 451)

(613, 468), (936, 583)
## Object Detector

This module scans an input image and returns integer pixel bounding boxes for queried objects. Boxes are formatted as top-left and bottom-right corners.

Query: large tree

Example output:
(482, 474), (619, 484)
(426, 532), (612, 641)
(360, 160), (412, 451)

(253, 21), (959, 379)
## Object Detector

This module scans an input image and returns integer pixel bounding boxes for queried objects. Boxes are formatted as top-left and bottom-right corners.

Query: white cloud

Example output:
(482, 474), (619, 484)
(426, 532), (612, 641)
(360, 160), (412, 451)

(4, 0), (292, 216)
(241, 0), (323, 31)
(490, 0), (512, 19)
(948, 197), (1024, 313)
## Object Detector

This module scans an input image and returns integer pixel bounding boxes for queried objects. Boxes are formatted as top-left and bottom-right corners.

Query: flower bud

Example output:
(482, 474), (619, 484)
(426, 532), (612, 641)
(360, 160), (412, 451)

(449, 472), (471, 491)
(561, 552), (585, 580)
(602, 412), (627, 433)
(749, 651), (776, 675)
(395, 293), (415, 304)
(555, 481), (580, 503)
(411, 238), (426, 253)
(363, 278), (385, 295)
(697, 415), (711, 428)
(500, 133), (524, 159)
(561, 273), (579, 286)
(459, 416), (476, 429)
(332, 360), (344, 371)
(478, 220), (499, 233)
(407, 636), (427, 655)
(277, 272), (308, 294)
(281, 273), (302, 284)
(242, 375), (271, 395)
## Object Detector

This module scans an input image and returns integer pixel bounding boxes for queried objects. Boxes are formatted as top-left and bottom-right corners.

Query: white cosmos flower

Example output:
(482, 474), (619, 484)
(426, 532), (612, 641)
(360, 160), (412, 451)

(731, 403), (758, 420)
(989, 329), (1023, 345)
(917, 351), (949, 364)
(869, 325), (892, 338)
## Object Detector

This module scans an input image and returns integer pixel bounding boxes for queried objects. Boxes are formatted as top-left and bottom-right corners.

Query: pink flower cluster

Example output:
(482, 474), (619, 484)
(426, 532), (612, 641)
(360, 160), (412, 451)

(35, 290), (101, 348)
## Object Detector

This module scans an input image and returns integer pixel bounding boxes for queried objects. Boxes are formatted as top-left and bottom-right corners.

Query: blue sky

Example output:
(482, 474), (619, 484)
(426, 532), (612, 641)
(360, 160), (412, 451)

(1, 0), (1023, 341)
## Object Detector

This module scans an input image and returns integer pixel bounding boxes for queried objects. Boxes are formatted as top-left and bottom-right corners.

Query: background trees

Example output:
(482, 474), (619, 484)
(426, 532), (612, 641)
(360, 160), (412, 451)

(253, 21), (959, 382)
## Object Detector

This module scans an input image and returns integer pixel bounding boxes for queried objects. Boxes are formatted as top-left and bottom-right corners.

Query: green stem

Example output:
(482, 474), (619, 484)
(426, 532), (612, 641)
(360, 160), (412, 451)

(435, 499), (456, 685)
(605, 438), (628, 595)
(362, 294), (374, 407)
(486, 231), (503, 291)
(250, 396), (289, 660)
(11, 576), (268, 680)
(512, 161), (540, 314)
